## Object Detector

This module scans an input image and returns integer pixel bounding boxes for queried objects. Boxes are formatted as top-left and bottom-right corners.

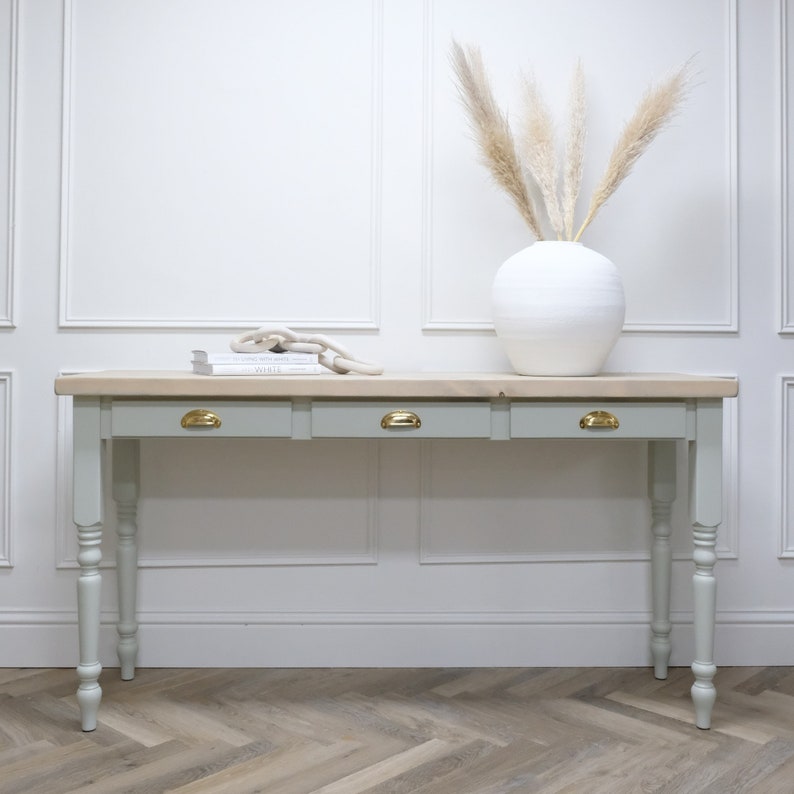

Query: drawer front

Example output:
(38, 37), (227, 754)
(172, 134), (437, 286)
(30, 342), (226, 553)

(510, 402), (688, 439)
(111, 400), (293, 438)
(311, 402), (492, 438)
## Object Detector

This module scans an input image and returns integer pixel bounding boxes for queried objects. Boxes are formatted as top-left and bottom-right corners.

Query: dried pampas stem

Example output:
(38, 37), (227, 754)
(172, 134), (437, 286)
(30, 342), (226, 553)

(450, 41), (692, 245)
(520, 73), (564, 239)
(562, 61), (586, 242)
(573, 60), (693, 242)
(450, 40), (544, 240)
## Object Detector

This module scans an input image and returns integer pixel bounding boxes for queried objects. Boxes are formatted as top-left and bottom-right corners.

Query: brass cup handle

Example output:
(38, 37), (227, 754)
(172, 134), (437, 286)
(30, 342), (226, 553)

(579, 410), (620, 430)
(181, 408), (222, 429)
(381, 410), (421, 430)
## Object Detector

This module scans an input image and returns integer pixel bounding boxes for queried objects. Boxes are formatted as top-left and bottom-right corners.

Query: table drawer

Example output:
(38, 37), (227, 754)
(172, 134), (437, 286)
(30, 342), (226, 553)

(111, 400), (293, 437)
(311, 401), (492, 438)
(510, 402), (688, 439)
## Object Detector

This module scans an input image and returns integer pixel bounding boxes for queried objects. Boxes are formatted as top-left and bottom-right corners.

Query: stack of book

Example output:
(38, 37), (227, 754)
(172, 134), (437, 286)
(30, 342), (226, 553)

(191, 349), (324, 376)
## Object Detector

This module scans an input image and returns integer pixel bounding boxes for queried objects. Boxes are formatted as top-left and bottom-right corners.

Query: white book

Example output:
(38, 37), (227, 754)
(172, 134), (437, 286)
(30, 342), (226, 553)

(193, 362), (325, 376)
(191, 349), (319, 364)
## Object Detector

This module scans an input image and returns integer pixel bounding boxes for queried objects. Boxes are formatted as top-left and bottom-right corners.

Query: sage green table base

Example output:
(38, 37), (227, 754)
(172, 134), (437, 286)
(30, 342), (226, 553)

(56, 372), (738, 732)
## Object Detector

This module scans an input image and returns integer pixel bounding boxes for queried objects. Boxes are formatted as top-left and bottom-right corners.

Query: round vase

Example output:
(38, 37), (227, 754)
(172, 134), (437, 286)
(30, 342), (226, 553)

(491, 241), (625, 376)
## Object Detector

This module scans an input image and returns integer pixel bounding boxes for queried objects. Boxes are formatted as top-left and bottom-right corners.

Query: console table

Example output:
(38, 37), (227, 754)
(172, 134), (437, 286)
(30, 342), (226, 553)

(54, 371), (738, 732)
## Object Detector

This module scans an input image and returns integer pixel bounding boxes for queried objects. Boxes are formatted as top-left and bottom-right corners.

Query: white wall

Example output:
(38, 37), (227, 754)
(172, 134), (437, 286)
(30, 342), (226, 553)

(1, 0), (792, 669)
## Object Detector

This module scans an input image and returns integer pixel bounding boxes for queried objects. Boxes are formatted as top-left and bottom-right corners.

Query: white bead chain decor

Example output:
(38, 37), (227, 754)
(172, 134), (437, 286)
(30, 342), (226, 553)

(231, 325), (383, 375)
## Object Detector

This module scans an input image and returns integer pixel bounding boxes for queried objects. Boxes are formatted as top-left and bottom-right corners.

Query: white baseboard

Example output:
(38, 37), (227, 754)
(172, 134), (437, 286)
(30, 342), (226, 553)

(3, 610), (794, 668)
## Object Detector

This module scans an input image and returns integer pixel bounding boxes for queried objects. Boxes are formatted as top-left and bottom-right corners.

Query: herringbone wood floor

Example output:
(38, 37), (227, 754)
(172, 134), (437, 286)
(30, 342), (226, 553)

(2, 667), (794, 793)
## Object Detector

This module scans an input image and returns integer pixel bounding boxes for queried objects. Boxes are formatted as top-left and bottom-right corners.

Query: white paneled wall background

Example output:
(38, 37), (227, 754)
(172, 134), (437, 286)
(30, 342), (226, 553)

(1, 0), (793, 668)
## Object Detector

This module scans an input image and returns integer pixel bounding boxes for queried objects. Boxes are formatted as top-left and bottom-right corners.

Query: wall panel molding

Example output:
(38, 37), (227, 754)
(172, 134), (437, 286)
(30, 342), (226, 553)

(56, 393), (379, 568)
(781, 0), (794, 332)
(10, 606), (794, 628)
(0, 372), (10, 566)
(721, 391), (740, 558)
(779, 376), (794, 556)
(419, 396), (738, 564)
(8, 607), (794, 668)
(417, 439), (658, 564)
(58, 0), (383, 330)
(421, 0), (738, 334)
(0, 0), (17, 327)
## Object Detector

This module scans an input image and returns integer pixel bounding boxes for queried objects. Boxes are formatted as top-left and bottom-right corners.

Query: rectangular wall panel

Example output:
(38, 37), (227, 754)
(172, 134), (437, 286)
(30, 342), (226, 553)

(780, 376), (794, 555)
(0, 0), (16, 326)
(0, 373), (10, 566)
(420, 439), (655, 562)
(420, 409), (738, 564)
(57, 398), (379, 568)
(423, 0), (737, 332)
(59, 0), (382, 328)
(782, 0), (794, 332)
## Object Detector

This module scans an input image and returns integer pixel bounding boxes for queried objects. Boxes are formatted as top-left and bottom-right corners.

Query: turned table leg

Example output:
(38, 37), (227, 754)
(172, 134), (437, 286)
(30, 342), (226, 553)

(689, 400), (723, 730)
(113, 439), (140, 681)
(73, 398), (104, 732)
(648, 440), (676, 680)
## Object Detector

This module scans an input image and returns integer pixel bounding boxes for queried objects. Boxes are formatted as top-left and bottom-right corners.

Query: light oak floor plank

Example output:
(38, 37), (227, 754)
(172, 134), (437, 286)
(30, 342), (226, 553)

(2, 667), (794, 792)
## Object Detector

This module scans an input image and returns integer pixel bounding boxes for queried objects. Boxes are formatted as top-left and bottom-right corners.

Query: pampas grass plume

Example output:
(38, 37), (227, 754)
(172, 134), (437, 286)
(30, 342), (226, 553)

(450, 41), (692, 244)
(520, 73), (564, 239)
(562, 61), (586, 242)
(573, 59), (693, 241)
(450, 40), (544, 240)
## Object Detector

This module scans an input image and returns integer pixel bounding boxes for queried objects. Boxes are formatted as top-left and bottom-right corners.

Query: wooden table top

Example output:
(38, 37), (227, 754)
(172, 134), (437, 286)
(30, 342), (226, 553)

(54, 371), (739, 400)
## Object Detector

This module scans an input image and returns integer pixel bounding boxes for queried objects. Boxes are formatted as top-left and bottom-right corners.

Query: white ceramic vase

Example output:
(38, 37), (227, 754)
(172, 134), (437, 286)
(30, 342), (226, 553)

(491, 241), (625, 376)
